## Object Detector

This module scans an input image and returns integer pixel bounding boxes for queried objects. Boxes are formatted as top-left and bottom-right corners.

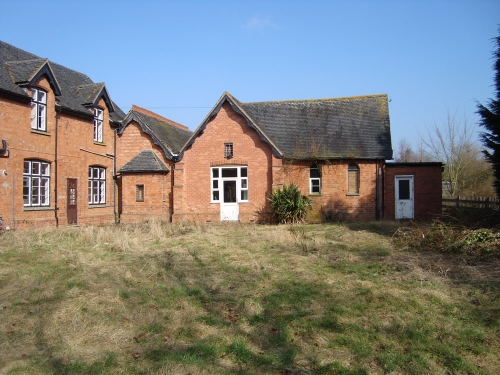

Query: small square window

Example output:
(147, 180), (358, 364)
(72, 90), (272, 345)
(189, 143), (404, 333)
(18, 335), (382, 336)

(224, 142), (233, 159)
(136, 184), (145, 202)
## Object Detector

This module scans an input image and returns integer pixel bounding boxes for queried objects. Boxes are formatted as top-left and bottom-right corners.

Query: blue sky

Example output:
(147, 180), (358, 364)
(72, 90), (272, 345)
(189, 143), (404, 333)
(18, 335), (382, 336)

(1, 0), (499, 155)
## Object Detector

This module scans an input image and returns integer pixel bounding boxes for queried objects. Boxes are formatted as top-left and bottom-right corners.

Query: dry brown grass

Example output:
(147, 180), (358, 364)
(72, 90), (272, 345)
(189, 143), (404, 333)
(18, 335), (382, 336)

(0, 221), (499, 374)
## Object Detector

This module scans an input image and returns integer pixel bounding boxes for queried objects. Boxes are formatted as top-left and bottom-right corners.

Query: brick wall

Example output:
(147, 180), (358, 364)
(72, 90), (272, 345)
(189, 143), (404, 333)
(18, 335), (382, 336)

(277, 160), (382, 221)
(383, 163), (442, 220)
(116, 121), (174, 223)
(172, 102), (383, 223)
(173, 102), (273, 222)
(0, 77), (116, 229)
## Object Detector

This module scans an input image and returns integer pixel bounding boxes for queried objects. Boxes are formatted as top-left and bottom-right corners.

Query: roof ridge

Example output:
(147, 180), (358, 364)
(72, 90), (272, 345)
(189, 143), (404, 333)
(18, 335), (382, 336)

(243, 94), (387, 105)
(131, 104), (190, 131)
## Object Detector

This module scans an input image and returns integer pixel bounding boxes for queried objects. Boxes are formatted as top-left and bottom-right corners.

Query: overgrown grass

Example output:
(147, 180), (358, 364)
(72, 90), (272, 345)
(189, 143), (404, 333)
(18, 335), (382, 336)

(0, 221), (499, 374)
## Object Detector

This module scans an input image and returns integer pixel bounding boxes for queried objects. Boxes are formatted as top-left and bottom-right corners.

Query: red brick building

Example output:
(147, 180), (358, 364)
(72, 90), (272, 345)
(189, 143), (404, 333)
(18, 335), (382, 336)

(116, 105), (192, 223)
(0, 41), (125, 229)
(173, 92), (398, 222)
(0, 41), (442, 228)
(383, 162), (443, 220)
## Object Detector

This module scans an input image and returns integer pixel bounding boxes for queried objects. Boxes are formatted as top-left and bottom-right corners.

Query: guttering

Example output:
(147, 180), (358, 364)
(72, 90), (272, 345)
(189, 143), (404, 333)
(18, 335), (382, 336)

(54, 111), (60, 227)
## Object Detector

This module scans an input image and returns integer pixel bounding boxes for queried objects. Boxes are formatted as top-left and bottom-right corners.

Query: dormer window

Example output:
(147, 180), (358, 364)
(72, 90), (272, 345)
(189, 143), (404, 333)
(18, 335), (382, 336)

(224, 142), (233, 159)
(31, 88), (47, 131)
(94, 108), (103, 142)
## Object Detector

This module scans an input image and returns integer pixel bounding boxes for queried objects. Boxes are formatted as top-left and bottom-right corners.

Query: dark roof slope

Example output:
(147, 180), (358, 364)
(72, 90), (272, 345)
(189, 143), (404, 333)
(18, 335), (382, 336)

(238, 95), (392, 159)
(0, 40), (124, 122)
(182, 92), (393, 160)
(119, 105), (192, 160)
(119, 150), (170, 173)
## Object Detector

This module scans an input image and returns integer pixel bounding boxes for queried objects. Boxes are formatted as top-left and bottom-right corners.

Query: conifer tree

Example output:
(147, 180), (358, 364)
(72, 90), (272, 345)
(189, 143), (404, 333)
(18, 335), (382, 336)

(477, 27), (500, 196)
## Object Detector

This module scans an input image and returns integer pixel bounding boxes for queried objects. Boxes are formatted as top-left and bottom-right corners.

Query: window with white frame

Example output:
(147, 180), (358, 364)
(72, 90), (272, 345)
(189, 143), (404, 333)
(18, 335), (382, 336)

(310, 164), (321, 194)
(94, 108), (103, 142)
(88, 166), (106, 204)
(347, 163), (360, 195)
(211, 166), (248, 202)
(30, 88), (47, 131)
(23, 160), (50, 207)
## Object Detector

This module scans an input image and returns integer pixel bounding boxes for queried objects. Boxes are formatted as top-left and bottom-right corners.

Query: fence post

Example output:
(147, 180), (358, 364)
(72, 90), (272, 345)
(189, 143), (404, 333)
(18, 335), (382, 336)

(456, 196), (459, 207)
(486, 197), (489, 209)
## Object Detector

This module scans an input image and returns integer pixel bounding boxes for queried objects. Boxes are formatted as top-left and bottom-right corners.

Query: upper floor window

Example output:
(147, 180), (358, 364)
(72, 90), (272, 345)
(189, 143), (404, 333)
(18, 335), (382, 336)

(31, 88), (47, 131)
(310, 164), (321, 194)
(224, 142), (233, 159)
(348, 163), (360, 195)
(88, 166), (106, 204)
(23, 160), (50, 206)
(94, 108), (103, 142)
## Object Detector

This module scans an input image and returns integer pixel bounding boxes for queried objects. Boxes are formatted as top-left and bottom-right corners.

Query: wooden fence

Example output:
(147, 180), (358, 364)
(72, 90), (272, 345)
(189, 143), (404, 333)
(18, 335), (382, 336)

(442, 195), (500, 210)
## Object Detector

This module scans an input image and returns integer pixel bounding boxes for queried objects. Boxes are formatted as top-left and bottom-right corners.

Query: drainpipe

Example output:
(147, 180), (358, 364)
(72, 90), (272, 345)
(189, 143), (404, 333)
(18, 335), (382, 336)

(376, 163), (380, 220)
(54, 111), (59, 227)
(113, 128), (117, 224)
(12, 172), (15, 231)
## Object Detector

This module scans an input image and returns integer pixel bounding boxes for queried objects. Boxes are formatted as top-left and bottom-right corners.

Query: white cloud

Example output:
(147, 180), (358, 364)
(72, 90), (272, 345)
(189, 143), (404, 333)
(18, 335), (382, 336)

(242, 16), (278, 31)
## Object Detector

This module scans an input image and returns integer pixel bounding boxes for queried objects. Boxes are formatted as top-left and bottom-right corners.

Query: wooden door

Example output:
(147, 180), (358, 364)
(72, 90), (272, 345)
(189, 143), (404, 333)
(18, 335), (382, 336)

(67, 178), (78, 224)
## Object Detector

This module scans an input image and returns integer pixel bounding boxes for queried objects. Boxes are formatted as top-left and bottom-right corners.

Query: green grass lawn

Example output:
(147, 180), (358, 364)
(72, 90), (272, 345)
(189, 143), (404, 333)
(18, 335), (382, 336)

(0, 221), (498, 374)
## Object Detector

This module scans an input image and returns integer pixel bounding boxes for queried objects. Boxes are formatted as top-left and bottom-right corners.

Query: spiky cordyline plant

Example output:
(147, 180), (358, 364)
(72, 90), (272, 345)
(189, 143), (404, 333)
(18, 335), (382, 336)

(268, 183), (312, 224)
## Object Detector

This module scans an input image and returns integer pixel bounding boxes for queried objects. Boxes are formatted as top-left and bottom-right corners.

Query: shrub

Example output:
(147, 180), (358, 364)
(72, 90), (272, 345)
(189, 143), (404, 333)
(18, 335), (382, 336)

(268, 183), (312, 224)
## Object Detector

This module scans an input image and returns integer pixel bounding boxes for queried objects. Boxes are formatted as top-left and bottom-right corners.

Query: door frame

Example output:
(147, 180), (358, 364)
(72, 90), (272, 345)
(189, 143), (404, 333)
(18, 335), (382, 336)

(395, 175), (414, 219)
(67, 178), (78, 224)
(220, 179), (239, 221)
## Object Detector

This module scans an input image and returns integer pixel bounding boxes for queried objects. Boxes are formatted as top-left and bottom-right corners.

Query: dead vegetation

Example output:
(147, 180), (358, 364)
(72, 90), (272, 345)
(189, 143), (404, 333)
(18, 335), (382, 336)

(0, 220), (498, 374)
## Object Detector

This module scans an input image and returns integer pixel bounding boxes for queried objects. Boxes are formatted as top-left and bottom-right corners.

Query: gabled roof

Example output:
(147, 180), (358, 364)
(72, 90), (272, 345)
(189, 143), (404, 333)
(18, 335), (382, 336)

(119, 105), (192, 161)
(182, 92), (393, 160)
(4, 58), (61, 96)
(0, 40), (123, 121)
(182, 92), (282, 157)
(119, 150), (170, 173)
(72, 83), (115, 112)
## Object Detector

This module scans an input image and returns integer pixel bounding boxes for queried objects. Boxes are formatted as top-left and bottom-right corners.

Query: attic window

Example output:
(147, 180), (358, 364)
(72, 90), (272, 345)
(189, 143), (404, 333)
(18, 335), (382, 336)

(224, 143), (233, 159)
(31, 88), (47, 131)
(94, 108), (103, 142)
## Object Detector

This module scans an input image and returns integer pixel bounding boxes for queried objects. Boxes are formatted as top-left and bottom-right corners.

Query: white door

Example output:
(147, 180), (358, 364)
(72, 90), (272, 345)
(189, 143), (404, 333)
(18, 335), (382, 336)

(220, 180), (239, 221)
(395, 176), (414, 219)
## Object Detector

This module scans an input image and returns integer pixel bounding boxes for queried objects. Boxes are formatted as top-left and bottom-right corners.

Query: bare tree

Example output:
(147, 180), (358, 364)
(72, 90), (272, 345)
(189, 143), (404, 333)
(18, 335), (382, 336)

(421, 109), (493, 196)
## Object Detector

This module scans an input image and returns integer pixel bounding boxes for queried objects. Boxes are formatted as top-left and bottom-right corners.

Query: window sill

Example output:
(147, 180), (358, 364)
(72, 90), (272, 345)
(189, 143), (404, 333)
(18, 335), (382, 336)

(31, 129), (50, 136)
(346, 193), (360, 196)
(88, 204), (109, 209)
(23, 206), (54, 211)
(308, 193), (321, 196)
(93, 141), (106, 146)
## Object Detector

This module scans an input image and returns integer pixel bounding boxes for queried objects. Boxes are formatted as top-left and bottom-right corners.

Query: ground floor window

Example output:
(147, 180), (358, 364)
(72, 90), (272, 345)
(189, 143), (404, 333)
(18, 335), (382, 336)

(88, 166), (106, 204)
(23, 160), (50, 206)
(136, 184), (145, 202)
(348, 163), (360, 194)
(310, 164), (321, 194)
(211, 166), (248, 202)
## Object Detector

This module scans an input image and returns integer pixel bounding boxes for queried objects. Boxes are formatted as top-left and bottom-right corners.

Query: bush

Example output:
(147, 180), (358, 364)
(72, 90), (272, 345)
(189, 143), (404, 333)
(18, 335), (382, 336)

(268, 183), (312, 224)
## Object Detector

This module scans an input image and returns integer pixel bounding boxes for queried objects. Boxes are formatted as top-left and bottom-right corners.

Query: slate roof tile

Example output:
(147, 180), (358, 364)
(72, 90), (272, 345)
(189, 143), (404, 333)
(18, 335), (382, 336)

(120, 105), (192, 160)
(184, 92), (392, 160)
(119, 150), (170, 173)
(239, 95), (392, 159)
(0, 40), (124, 121)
